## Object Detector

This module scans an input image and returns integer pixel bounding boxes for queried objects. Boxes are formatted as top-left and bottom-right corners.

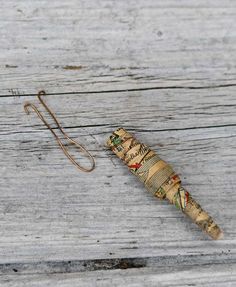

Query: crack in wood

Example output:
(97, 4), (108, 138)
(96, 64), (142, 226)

(1, 83), (236, 98)
(1, 123), (236, 138)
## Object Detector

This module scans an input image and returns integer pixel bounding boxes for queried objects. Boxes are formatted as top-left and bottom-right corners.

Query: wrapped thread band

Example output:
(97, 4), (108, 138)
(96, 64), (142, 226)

(107, 127), (223, 240)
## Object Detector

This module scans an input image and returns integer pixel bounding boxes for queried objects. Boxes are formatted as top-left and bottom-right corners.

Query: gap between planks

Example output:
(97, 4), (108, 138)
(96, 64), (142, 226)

(0, 252), (235, 275)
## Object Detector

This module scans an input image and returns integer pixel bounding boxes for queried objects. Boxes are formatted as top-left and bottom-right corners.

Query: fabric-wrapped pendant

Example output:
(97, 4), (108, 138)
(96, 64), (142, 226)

(107, 127), (223, 240)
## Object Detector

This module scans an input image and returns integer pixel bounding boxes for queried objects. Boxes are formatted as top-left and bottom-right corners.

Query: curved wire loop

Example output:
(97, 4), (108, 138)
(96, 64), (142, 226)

(24, 91), (95, 172)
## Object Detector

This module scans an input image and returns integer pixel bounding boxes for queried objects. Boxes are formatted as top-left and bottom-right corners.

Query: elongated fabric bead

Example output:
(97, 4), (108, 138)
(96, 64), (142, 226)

(107, 127), (223, 240)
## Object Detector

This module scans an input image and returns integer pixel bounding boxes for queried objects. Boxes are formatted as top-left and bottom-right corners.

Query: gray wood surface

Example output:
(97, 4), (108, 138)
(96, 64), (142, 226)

(0, 0), (236, 286)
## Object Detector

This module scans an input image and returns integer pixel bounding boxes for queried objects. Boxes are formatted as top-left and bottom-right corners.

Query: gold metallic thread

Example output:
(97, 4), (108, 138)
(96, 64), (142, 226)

(24, 91), (95, 172)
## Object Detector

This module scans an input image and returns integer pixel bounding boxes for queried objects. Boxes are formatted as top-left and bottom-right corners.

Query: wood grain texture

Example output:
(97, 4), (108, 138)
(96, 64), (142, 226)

(1, 264), (236, 287)
(0, 0), (236, 95)
(0, 0), (236, 286)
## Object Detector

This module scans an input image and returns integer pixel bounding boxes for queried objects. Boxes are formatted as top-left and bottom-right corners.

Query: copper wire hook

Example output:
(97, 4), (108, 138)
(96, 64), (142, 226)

(24, 91), (95, 172)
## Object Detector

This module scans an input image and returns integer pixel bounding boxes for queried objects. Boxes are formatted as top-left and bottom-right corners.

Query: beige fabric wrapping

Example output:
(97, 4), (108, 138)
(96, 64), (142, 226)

(107, 127), (223, 240)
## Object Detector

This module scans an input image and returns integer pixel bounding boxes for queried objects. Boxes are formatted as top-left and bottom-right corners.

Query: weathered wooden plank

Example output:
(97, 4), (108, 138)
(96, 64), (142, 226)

(1, 263), (236, 286)
(1, 86), (236, 133)
(1, 0), (236, 284)
(0, 0), (236, 95)
(0, 91), (235, 265)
